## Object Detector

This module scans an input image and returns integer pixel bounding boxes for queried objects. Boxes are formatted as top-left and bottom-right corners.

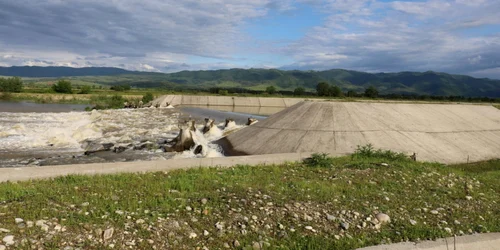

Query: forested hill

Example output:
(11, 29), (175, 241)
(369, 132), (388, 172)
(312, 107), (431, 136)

(1, 66), (499, 97)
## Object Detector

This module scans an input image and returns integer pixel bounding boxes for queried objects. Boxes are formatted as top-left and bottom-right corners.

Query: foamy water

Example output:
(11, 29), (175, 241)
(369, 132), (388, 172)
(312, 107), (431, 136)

(0, 107), (247, 167)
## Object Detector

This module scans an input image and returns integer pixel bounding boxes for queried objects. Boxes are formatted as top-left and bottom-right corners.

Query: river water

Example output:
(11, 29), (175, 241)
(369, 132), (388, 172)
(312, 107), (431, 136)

(0, 101), (264, 168)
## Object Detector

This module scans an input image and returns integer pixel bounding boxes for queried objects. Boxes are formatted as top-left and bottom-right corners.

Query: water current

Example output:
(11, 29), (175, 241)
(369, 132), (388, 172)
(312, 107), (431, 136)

(0, 103), (260, 168)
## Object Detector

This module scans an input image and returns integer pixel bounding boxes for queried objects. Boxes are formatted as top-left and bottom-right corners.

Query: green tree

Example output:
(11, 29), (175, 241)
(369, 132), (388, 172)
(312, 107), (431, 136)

(266, 86), (277, 94)
(142, 92), (154, 103)
(316, 82), (330, 96)
(218, 89), (229, 96)
(78, 85), (91, 94)
(294, 87), (305, 96)
(0, 77), (23, 93)
(110, 85), (131, 91)
(329, 85), (342, 97)
(52, 80), (73, 94)
(364, 86), (379, 98)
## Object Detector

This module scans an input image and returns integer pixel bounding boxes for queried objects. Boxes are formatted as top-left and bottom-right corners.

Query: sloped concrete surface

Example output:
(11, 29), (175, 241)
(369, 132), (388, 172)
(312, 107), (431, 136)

(358, 233), (500, 250)
(0, 153), (312, 183)
(151, 95), (324, 108)
(216, 101), (500, 163)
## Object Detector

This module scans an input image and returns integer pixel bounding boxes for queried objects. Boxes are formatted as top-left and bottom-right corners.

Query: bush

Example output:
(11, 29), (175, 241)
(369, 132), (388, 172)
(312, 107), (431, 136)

(294, 87), (305, 96)
(89, 94), (125, 109)
(78, 85), (92, 94)
(110, 85), (131, 91)
(142, 92), (154, 103)
(303, 153), (334, 168)
(352, 144), (407, 161)
(0, 77), (23, 93)
(364, 86), (379, 98)
(316, 82), (330, 96)
(52, 80), (73, 93)
(218, 89), (229, 96)
(266, 86), (277, 94)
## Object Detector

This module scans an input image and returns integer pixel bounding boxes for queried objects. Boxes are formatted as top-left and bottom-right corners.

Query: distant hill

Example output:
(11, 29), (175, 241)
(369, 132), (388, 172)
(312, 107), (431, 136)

(0, 66), (135, 77)
(1, 66), (499, 97)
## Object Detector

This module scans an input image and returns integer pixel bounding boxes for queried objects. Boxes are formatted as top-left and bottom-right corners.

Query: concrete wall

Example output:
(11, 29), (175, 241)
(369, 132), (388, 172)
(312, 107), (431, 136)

(151, 95), (322, 108)
(0, 153), (312, 183)
(216, 101), (500, 164)
(358, 233), (500, 250)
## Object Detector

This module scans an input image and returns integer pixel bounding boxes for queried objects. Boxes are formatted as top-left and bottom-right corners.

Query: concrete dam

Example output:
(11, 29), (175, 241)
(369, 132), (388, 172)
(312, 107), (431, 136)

(215, 101), (500, 164)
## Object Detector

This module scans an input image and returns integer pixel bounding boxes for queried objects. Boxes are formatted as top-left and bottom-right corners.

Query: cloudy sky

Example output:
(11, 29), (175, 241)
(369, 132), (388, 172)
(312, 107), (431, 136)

(0, 0), (499, 78)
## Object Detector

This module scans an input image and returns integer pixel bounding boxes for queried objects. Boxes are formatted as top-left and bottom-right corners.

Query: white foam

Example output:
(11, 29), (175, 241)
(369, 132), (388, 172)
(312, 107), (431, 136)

(0, 111), (102, 152)
(0, 108), (244, 162)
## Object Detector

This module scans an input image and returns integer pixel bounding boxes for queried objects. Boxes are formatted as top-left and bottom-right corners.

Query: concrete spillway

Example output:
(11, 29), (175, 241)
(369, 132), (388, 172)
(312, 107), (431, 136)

(216, 101), (500, 164)
(151, 95), (312, 108)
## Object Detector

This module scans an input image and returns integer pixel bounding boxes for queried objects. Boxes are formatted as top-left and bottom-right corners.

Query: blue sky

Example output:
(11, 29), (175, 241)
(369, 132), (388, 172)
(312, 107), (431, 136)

(0, 0), (499, 78)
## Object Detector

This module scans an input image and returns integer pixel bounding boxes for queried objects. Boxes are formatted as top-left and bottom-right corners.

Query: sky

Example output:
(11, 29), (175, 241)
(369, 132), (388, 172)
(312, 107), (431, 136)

(0, 0), (499, 79)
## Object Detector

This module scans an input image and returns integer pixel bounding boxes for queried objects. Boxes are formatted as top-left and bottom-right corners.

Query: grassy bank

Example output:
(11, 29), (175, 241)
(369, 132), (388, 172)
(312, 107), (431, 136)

(1, 93), (144, 105)
(0, 153), (498, 249)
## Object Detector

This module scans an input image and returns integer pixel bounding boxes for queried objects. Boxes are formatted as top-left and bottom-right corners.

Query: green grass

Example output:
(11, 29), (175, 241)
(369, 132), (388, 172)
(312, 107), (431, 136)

(0, 154), (498, 249)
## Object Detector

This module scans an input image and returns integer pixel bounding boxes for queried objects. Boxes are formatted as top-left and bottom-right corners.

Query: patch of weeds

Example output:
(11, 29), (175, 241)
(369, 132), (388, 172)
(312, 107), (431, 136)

(303, 153), (334, 168)
(0, 92), (14, 100)
(352, 144), (408, 161)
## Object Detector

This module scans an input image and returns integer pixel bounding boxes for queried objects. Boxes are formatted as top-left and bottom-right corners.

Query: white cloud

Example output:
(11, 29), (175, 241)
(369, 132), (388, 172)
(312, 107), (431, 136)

(0, 0), (499, 79)
(281, 0), (500, 78)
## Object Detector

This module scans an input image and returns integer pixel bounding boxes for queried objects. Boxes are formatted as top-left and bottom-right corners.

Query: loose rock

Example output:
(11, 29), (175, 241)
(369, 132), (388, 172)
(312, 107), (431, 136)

(430, 210), (439, 215)
(376, 213), (391, 224)
(103, 228), (114, 241)
(340, 222), (350, 230)
(2, 235), (14, 246)
(252, 242), (262, 250)
(326, 214), (336, 221)
(14, 218), (23, 224)
(233, 240), (241, 247)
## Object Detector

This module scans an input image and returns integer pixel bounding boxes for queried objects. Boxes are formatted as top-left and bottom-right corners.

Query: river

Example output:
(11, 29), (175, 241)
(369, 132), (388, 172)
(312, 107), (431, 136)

(0, 101), (265, 168)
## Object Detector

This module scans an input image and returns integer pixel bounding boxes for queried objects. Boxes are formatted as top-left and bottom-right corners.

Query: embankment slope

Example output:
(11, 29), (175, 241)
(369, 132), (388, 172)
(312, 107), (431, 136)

(216, 101), (500, 164)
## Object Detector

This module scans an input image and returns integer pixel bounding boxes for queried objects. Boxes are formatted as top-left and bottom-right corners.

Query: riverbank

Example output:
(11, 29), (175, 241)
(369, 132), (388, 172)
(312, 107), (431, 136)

(0, 154), (498, 249)
(3, 91), (499, 107)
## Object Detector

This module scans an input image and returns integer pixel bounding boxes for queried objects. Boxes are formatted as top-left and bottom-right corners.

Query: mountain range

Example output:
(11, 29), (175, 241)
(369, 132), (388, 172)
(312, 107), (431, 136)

(1, 66), (499, 97)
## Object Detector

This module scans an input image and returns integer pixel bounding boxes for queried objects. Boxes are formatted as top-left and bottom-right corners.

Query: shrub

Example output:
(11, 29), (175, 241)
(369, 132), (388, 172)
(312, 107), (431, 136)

(352, 144), (407, 161)
(364, 86), (379, 98)
(142, 92), (154, 103)
(0, 77), (23, 93)
(294, 87), (305, 96)
(52, 80), (73, 93)
(78, 85), (91, 94)
(218, 89), (229, 96)
(89, 94), (125, 109)
(110, 85), (131, 91)
(303, 153), (334, 168)
(266, 86), (277, 94)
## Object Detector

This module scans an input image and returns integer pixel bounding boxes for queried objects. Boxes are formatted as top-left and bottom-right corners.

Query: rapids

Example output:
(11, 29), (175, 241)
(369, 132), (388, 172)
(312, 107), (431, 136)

(0, 107), (248, 168)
